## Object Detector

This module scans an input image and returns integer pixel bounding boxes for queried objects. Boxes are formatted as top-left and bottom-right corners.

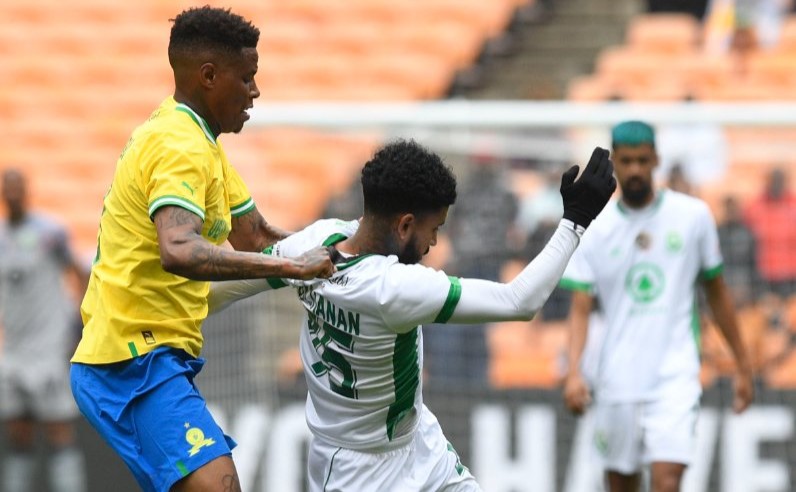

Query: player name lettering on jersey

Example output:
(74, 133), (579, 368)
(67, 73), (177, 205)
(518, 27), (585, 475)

(299, 287), (361, 335)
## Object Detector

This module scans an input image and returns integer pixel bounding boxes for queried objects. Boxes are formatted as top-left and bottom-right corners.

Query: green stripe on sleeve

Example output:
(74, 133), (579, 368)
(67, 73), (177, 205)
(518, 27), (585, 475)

(261, 245), (288, 289)
(230, 197), (255, 217)
(266, 277), (288, 289)
(148, 195), (206, 221)
(434, 276), (462, 324)
(700, 263), (724, 281)
(559, 278), (593, 292)
(127, 342), (139, 357)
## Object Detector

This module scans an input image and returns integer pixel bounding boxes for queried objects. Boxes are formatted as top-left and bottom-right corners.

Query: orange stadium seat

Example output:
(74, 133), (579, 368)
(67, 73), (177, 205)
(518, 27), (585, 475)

(625, 13), (701, 53)
(775, 16), (796, 51)
(0, 0), (514, 255)
(595, 47), (673, 87)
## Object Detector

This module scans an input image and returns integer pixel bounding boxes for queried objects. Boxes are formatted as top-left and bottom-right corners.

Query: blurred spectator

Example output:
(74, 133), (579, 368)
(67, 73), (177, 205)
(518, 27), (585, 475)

(444, 153), (519, 280)
(704, 0), (789, 53)
(656, 112), (729, 187)
(321, 177), (363, 221)
(424, 152), (519, 387)
(744, 167), (796, 297)
(717, 195), (759, 307)
(516, 165), (564, 239)
(0, 169), (87, 492)
(667, 163), (694, 195)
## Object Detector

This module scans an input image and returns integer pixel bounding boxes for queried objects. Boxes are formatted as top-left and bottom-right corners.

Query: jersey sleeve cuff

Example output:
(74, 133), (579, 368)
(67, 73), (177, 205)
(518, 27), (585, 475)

(700, 263), (724, 281)
(433, 276), (462, 324)
(559, 218), (586, 238)
(148, 195), (206, 221)
(230, 197), (256, 218)
(559, 277), (593, 292)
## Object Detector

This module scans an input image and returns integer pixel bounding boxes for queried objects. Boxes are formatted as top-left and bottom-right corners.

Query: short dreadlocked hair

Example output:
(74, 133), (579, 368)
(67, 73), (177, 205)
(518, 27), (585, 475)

(361, 140), (457, 217)
(168, 6), (259, 67)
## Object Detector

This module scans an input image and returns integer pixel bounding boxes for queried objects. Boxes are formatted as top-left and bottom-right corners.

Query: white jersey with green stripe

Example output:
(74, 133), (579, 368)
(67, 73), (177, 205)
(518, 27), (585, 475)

(266, 219), (462, 451)
(561, 190), (724, 402)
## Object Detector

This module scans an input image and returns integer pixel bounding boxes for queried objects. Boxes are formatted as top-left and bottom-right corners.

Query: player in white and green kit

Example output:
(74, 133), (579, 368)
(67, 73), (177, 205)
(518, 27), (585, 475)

(561, 121), (754, 492)
(210, 140), (616, 491)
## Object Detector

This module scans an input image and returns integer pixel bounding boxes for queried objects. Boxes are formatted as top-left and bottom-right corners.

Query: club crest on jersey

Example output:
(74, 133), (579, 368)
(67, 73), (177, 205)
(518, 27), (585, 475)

(666, 231), (683, 253)
(625, 262), (665, 303)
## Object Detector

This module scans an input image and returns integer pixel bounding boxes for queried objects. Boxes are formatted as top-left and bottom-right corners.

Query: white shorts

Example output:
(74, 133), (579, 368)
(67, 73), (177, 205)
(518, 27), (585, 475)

(593, 394), (700, 474)
(308, 405), (481, 492)
(0, 358), (78, 421)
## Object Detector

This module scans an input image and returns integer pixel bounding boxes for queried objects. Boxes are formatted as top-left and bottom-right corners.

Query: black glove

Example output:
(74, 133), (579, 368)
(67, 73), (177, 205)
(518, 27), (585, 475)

(560, 147), (617, 229)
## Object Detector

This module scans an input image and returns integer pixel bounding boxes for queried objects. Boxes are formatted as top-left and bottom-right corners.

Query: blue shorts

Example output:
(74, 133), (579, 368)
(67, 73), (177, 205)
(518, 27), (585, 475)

(71, 347), (236, 492)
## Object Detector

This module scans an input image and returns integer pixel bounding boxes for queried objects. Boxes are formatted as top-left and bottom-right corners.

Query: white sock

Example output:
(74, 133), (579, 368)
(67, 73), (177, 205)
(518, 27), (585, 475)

(3, 451), (35, 492)
(49, 447), (86, 492)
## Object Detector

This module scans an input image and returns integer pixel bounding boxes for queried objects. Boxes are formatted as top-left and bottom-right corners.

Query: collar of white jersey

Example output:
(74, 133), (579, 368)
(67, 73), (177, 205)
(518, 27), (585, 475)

(616, 189), (665, 216)
(175, 103), (217, 145)
(323, 233), (375, 271)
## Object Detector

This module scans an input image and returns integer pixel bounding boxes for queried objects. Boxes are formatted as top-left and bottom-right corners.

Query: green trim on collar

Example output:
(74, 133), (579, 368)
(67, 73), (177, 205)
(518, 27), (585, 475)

(175, 104), (217, 144)
(617, 189), (665, 215)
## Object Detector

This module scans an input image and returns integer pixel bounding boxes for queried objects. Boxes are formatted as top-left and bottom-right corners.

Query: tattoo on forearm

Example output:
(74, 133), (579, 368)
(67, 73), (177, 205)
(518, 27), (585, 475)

(156, 206), (201, 229)
(221, 474), (241, 492)
(231, 210), (286, 251)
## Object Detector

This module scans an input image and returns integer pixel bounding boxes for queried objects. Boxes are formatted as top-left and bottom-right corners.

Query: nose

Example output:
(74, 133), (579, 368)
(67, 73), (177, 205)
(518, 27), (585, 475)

(250, 79), (260, 99)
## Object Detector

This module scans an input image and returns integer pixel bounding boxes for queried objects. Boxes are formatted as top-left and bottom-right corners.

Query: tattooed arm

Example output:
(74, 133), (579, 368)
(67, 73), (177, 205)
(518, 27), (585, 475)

(227, 206), (292, 253)
(154, 206), (333, 281)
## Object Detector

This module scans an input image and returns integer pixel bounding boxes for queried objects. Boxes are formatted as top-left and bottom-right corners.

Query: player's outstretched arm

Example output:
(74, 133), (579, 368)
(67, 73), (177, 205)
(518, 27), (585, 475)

(446, 147), (616, 323)
(228, 206), (293, 252)
(154, 206), (334, 281)
(704, 274), (754, 413)
(563, 290), (593, 415)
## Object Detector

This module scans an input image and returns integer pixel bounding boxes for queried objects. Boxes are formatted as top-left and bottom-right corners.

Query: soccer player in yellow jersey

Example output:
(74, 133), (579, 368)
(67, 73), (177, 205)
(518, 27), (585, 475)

(70, 7), (334, 492)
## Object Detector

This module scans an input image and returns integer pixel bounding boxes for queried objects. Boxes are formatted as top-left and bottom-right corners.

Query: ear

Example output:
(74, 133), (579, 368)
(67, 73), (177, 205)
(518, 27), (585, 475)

(395, 213), (416, 242)
(199, 62), (217, 89)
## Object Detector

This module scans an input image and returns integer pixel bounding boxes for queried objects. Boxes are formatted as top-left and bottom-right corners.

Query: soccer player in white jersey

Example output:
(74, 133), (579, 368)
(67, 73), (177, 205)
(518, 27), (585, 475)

(209, 140), (617, 491)
(560, 121), (754, 492)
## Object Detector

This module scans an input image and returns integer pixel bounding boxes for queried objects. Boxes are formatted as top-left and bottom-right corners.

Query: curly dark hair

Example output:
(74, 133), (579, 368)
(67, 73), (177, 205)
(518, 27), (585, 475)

(168, 6), (259, 66)
(361, 140), (457, 216)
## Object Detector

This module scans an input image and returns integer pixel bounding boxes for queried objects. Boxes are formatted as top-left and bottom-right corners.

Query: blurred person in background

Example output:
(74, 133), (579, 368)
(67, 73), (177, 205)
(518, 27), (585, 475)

(666, 163), (694, 195)
(561, 121), (753, 492)
(207, 140), (616, 492)
(424, 151), (519, 387)
(0, 169), (88, 492)
(744, 167), (796, 299)
(69, 7), (334, 492)
(717, 195), (759, 308)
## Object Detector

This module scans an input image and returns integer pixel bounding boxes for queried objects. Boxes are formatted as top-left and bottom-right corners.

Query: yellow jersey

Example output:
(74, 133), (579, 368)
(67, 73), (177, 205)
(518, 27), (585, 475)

(72, 97), (255, 364)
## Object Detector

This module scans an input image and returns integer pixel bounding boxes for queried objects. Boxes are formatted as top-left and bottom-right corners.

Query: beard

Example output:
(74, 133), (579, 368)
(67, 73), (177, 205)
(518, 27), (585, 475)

(397, 236), (425, 265)
(621, 178), (653, 207)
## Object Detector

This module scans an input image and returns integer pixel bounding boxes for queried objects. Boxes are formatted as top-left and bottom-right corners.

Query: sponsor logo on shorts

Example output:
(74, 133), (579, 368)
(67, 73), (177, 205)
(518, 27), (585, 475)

(184, 423), (216, 457)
